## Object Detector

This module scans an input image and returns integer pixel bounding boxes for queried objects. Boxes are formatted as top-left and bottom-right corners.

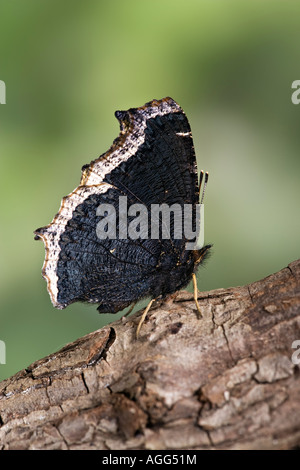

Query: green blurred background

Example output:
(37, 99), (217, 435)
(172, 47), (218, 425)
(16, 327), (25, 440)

(1, 0), (300, 381)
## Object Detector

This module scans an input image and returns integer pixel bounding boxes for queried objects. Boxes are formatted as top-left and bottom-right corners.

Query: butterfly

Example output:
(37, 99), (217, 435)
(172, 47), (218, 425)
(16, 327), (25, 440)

(34, 97), (211, 336)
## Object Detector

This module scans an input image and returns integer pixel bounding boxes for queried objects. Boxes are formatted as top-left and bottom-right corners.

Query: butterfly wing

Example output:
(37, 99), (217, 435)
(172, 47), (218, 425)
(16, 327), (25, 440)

(34, 97), (199, 312)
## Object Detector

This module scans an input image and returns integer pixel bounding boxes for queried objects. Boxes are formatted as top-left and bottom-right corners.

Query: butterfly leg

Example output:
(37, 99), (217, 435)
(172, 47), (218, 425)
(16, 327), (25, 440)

(123, 302), (137, 318)
(136, 298), (155, 338)
(192, 273), (202, 319)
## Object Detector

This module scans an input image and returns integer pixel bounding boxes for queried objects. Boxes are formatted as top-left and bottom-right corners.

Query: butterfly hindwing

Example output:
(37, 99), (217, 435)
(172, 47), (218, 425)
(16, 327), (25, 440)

(34, 97), (201, 312)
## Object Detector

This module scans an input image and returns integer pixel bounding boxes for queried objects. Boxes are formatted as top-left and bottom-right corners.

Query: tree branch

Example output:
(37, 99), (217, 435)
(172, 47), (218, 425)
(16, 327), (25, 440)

(1, 259), (300, 450)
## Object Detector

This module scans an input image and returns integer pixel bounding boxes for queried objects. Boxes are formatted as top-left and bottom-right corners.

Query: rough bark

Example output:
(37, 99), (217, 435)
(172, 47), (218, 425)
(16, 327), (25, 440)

(0, 259), (300, 450)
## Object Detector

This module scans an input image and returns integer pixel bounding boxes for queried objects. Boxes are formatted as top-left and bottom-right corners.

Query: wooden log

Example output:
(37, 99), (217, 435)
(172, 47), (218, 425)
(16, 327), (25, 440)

(0, 259), (300, 450)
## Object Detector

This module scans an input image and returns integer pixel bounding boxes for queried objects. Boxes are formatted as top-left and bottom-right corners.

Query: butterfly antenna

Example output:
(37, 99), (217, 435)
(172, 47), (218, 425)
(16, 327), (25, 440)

(200, 171), (209, 205)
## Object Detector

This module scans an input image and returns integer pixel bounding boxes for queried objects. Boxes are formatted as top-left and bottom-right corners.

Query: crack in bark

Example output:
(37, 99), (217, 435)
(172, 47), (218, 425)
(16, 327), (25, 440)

(287, 265), (296, 279)
(247, 285), (254, 304)
(221, 324), (235, 366)
(88, 327), (116, 366)
(55, 424), (69, 450)
(81, 372), (90, 394)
